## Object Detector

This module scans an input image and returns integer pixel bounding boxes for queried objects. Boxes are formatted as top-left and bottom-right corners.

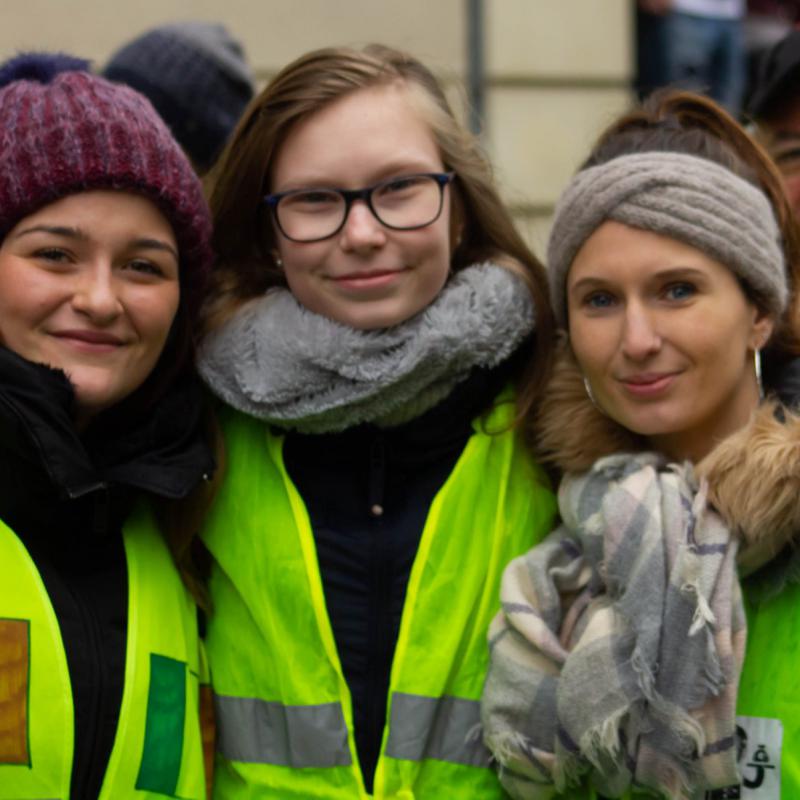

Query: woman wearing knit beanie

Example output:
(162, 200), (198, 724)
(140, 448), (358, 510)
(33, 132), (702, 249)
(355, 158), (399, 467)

(0, 54), (214, 798)
(196, 45), (557, 799)
(481, 90), (800, 799)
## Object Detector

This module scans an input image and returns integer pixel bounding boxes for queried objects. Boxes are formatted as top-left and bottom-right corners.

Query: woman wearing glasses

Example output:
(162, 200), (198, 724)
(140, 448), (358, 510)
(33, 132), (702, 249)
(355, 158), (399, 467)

(198, 45), (557, 798)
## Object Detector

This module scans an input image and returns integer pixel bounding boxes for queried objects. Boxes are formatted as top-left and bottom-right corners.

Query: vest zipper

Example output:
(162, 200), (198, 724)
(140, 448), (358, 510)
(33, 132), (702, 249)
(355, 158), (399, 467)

(68, 489), (114, 799)
(368, 434), (385, 517)
(365, 433), (392, 792)
(68, 571), (109, 798)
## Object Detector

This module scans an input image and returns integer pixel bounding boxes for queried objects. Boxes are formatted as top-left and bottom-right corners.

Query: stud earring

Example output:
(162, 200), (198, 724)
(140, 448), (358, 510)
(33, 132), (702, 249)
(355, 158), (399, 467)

(273, 253), (283, 270)
(754, 348), (764, 401)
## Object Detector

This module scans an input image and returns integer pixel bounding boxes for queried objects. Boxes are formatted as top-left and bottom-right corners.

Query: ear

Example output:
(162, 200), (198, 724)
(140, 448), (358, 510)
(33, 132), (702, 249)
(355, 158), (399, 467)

(749, 306), (775, 351)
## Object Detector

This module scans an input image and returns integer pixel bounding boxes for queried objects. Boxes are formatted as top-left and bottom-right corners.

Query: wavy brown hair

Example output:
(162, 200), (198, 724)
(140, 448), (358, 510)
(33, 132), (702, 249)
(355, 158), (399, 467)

(580, 89), (800, 358)
(202, 44), (555, 423)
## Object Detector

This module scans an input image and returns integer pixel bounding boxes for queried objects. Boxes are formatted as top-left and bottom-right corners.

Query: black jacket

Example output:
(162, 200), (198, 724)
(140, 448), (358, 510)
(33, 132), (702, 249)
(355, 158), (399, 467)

(283, 362), (514, 792)
(0, 347), (212, 800)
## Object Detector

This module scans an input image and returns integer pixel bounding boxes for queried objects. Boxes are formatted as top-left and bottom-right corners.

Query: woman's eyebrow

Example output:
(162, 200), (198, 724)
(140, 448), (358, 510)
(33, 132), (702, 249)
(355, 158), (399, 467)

(569, 275), (607, 293)
(132, 237), (179, 261)
(11, 227), (179, 262)
(12, 224), (88, 241)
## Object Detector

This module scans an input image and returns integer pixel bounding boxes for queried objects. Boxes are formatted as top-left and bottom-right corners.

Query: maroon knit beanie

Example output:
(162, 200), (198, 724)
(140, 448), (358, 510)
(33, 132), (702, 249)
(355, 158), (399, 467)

(0, 53), (213, 318)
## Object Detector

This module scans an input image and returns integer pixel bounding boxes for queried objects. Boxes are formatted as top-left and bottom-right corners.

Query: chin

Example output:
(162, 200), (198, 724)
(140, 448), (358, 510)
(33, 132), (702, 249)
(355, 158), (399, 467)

(71, 383), (123, 418)
(606, 406), (679, 439)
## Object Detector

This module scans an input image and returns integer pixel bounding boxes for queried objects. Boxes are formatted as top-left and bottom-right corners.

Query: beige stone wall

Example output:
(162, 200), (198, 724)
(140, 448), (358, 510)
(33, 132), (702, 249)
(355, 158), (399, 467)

(0, 1), (465, 76)
(484, 0), (633, 254)
(0, 1), (634, 256)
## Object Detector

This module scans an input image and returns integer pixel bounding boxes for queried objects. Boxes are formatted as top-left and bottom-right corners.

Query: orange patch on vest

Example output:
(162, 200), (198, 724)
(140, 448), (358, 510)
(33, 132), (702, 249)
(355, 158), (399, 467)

(0, 619), (29, 764)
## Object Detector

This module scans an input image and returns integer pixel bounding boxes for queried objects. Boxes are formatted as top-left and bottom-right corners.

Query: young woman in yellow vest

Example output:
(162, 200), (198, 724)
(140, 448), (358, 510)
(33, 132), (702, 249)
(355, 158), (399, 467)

(0, 55), (215, 799)
(481, 90), (800, 799)
(197, 45), (558, 798)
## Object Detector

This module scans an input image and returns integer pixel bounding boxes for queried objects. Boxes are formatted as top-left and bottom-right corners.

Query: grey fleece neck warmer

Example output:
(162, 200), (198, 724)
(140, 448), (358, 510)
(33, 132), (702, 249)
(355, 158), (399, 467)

(547, 151), (787, 327)
(197, 262), (535, 433)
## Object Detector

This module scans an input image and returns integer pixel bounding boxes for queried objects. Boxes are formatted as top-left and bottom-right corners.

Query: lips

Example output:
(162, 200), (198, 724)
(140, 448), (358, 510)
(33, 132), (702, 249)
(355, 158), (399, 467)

(618, 372), (679, 397)
(51, 329), (125, 351)
(331, 268), (407, 290)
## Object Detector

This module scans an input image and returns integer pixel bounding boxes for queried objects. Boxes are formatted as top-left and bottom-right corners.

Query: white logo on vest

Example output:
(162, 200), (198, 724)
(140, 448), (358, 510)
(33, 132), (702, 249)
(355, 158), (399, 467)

(705, 716), (782, 799)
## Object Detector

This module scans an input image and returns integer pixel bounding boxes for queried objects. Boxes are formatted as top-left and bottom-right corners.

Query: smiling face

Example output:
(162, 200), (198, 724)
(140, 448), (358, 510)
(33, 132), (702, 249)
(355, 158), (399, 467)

(0, 190), (180, 422)
(567, 221), (774, 462)
(269, 82), (454, 329)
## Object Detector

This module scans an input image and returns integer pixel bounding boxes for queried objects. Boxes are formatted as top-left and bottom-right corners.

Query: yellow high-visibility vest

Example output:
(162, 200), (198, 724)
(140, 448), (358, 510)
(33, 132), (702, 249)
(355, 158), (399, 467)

(203, 393), (556, 798)
(0, 504), (206, 800)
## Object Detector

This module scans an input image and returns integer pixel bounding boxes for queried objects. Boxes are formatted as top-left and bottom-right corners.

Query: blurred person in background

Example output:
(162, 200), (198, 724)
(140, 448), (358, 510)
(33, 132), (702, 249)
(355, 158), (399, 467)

(0, 54), (215, 799)
(197, 43), (558, 799)
(636, 0), (746, 115)
(744, 0), (800, 81)
(749, 28), (800, 216)
(103, 21), (255, 173)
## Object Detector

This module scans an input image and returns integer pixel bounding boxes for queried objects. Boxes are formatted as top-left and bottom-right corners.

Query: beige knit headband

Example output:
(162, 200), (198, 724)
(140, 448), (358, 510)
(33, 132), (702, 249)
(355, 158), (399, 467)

(547, 151), (787, 327)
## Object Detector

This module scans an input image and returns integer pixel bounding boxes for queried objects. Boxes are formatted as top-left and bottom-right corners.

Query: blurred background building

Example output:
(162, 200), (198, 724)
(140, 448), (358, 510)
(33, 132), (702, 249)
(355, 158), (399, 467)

(0, 0), (633, 257)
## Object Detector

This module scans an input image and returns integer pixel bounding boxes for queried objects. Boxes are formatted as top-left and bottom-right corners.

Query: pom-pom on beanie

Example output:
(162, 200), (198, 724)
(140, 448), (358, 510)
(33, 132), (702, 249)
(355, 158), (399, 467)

(102, 22), (255, 171)
(0, 52), (213, 317)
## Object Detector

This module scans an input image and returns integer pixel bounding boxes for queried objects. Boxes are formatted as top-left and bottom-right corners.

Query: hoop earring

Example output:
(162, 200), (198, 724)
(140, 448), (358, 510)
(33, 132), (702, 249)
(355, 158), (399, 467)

(754, 348), (764, 401)
(583, 376), (606, 415)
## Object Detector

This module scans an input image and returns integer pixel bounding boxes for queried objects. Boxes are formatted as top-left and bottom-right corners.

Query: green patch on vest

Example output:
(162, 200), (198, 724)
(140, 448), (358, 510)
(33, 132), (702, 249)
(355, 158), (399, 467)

(136, 653), (186, 795)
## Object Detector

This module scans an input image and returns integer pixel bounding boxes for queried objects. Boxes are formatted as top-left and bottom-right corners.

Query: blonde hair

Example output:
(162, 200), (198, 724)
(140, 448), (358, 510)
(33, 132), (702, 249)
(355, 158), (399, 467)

(202, 44), (555, 421)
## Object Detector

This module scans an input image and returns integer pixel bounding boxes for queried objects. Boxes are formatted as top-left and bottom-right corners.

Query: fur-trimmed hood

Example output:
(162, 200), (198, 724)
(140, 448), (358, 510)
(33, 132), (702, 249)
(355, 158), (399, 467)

(533, 342), (800, 574)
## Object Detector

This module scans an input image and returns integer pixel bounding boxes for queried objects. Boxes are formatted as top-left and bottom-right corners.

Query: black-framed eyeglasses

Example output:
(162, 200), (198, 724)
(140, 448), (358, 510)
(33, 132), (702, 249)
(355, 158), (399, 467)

(263, 172), (455, 243)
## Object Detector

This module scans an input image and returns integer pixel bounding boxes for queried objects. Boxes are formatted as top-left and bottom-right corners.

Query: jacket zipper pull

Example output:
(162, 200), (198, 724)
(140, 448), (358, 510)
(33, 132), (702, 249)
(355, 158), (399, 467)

(369, 434), (385, 517)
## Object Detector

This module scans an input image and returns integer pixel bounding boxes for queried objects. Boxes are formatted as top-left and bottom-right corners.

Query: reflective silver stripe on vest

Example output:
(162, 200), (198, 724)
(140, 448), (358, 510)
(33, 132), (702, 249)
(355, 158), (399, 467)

(214, 694), (352, 768)
(385, 693), (491, 767)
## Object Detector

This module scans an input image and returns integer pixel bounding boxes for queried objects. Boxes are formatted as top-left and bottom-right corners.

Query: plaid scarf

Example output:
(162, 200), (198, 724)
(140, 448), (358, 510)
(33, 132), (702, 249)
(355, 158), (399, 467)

(481, 452), (746, 799)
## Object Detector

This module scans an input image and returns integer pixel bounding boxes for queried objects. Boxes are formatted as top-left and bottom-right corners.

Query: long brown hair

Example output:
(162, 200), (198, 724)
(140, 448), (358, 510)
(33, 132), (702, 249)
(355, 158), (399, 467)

(581, 89), (800, 358)
(202, 44), (556, 422)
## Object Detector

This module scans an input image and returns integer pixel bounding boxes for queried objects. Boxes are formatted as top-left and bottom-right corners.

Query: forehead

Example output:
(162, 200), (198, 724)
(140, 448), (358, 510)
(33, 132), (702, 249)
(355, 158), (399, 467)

(271, 83), (443, 189)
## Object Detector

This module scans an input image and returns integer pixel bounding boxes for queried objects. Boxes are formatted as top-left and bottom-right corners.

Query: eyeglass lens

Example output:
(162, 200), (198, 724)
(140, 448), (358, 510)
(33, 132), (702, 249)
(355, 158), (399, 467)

(276, 174), (446, 242)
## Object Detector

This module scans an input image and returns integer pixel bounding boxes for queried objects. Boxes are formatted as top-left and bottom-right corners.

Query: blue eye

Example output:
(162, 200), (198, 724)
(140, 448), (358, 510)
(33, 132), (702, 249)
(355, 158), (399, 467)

(584, 291), (615, 309)
(664, 282), (695, 301)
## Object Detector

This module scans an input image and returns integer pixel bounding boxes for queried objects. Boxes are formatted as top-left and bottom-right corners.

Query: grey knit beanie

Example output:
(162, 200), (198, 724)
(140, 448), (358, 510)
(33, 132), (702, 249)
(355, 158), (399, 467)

(547, 151), (787, 327)
(103, 22), (255, 171)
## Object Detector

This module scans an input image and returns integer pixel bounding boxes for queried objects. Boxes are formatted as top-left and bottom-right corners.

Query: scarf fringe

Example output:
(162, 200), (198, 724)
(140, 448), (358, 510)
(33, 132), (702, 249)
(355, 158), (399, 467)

(573, 705), (628, 771)
(486, 728), (552, 781)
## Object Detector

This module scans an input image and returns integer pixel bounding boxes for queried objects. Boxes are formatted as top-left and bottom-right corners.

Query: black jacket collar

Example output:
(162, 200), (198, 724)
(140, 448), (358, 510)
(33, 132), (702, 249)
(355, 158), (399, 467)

(0, 346), (213, 540)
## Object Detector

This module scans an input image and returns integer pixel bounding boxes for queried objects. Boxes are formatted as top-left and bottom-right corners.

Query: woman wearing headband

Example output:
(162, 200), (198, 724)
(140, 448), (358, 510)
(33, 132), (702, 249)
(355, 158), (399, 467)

(197, 45), (557, 798)
(481, 90), (800, 798)
(0, 55), (214, 798)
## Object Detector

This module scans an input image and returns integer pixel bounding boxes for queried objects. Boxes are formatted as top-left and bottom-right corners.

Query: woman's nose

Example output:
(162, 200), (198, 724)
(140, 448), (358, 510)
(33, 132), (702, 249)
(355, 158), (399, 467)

(338, 200), (387, 252)
(71, 264), (123, 322)
(620, 303), (662, 360)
